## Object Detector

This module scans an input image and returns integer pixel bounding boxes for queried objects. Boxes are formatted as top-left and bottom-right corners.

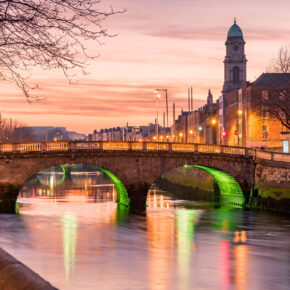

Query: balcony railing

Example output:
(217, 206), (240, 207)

(0, 141), (289, 163)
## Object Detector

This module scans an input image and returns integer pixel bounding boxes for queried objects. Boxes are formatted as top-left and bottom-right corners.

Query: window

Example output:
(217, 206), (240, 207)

(262, 90), (268, 101)
(233, 67), (240, 83)
(262, 106), (269, 119)
(262, 125), (268, 140)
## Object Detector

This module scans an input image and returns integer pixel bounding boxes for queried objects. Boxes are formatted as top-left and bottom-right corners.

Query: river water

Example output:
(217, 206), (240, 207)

(0, 167), (289, 290)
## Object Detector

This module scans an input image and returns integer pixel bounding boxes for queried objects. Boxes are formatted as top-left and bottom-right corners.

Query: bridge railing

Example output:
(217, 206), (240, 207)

(0, 141), (289, 162)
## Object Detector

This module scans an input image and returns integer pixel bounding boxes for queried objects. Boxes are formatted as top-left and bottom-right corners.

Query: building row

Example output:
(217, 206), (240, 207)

(172, 20), (290, 151)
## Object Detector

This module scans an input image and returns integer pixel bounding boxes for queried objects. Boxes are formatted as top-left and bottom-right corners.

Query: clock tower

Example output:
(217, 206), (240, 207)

(222, 19), (247, 95)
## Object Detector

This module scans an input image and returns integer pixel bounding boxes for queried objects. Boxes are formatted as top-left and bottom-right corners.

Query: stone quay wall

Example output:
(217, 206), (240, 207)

(0, 247), (57, 290)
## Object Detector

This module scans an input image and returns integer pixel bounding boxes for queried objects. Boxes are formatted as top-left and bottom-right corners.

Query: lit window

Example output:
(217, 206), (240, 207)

(262, 90), (268, 101)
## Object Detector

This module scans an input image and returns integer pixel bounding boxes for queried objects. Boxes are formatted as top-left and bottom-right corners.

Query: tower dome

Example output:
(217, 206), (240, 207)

(227, 19), (243, 38)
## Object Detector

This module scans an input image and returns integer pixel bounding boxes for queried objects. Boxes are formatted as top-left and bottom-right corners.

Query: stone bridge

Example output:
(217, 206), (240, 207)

(0, 141), (289, 213)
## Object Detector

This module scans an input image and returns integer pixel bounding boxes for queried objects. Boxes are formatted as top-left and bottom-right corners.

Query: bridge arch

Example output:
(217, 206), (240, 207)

(0, 160), (130, 214)
(148, 161), (247, 209)
(186, 165), (244, 207)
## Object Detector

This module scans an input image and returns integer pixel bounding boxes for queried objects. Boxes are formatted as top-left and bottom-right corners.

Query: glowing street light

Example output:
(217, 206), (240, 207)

(189, 130), (193, 134)
(211, 119), (217, 125)
(238, 110), (243, 116)
(154, 91), (161, 142)
(155, 88), (169, 128)
(198, 126), (203, 131)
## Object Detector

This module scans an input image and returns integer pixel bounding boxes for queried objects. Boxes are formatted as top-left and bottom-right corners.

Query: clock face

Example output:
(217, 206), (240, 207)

(234, 45), (239, 51)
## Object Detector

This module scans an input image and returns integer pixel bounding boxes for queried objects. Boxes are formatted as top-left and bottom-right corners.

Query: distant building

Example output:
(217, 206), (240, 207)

(68, 131), (86, 141)
(88, 123), (170, 142)
(173, 90), (217, 144)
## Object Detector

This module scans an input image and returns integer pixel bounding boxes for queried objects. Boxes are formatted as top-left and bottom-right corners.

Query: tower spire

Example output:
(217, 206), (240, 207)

(234, 17), (236, 24)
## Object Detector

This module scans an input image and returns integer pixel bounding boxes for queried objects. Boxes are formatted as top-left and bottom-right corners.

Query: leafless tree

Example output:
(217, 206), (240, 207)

(0, 0), (124, 101)
(269, 45), (290, 74)
(0, 116), (35, 142)
(263, 46), (290, 130)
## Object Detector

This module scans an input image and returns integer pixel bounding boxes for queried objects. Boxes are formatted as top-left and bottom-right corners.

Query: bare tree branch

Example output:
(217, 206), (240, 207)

(263, 45), (290, 130)
(0, 0), (125, 101)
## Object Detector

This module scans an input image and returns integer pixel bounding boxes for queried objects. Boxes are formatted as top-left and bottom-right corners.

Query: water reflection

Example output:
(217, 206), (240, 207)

(63, 213), (78, 280)
(0, 168), (288, 290)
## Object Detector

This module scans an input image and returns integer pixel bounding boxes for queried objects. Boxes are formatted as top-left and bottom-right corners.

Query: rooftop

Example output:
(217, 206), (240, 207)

(252, 73), (290, 86)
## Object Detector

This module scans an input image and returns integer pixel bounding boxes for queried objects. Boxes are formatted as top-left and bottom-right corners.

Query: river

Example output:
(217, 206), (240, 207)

(0, 167), (289, 289)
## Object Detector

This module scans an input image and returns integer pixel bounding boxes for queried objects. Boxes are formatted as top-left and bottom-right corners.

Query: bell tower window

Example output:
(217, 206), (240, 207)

(233, 66), (240, 83)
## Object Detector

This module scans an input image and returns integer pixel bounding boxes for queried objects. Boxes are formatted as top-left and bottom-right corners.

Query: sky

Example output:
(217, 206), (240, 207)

(1, 0), (290, 134)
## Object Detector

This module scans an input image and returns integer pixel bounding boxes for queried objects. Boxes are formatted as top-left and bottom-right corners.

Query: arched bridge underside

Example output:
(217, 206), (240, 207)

(0, 149), (256, 213)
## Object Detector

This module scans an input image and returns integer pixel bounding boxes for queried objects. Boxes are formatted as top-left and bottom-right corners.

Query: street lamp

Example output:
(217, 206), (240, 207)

(211, 119), (217, 125)
(154, 92), (161, 142)
(155, 89), (168, 128)
(179, 132), (183, 143)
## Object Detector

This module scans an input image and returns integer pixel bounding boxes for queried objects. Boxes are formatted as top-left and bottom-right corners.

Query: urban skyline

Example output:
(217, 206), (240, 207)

(1, 0), (290, 134)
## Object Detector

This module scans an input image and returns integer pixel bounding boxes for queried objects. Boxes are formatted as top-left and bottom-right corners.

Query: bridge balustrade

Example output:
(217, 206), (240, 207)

(197, 144), (221, 153)
(171, 143), (196, 152)
(45, 142), (69, 151)
(145, 142), (170, 151)
(131, 142), (144, 151)
(16, 143), (42, 152)
(102, 142), (130, 151)
(0, 141), (289, 164)
(222, 146), (245, 155)
(0, 144), (13, 152)
(72, 142), (102, 150)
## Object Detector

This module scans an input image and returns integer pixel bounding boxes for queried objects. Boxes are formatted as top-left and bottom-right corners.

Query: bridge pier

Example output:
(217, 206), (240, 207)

(125, 182), (151, 213)
(0, 184), (21, 214)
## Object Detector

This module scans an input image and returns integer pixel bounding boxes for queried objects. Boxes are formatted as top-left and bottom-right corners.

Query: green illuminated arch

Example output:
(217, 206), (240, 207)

(95, 167), (130, 207)
(184, 165), (245, 208)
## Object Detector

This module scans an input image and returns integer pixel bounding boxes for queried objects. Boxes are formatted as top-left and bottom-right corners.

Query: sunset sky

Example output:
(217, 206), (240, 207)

(1, 0), (290, 134)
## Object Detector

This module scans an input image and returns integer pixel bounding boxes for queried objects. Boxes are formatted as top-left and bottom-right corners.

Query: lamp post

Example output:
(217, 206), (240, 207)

(189, 130), (193, 143)
(155, 89), (168, 128)
(237, 109), (242, 146)
(154, 92), (161, 142)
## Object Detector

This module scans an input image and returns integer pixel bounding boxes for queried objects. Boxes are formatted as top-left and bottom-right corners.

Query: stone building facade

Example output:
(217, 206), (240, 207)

(172, 20), (289, 151)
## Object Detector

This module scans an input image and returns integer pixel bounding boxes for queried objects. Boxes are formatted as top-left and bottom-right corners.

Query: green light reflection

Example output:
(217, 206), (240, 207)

(176, 209), (199, 290)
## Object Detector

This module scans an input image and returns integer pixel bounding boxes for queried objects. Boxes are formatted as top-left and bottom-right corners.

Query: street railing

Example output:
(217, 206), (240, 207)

(0, 141), (289, 163)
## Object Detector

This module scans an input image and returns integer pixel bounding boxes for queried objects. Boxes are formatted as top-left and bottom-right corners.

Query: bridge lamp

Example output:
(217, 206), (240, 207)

(153, 136), (156, 140)
(160, 136), (163, 140)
